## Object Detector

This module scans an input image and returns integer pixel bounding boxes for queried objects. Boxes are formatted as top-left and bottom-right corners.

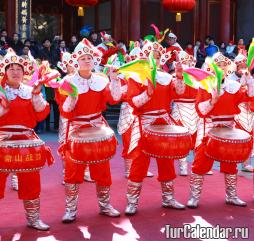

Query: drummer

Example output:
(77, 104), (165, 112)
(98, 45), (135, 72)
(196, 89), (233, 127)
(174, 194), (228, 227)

(56, 52), (94, 183)
(57, 38), (121, 223)
(232, 51), (254, 172)
(124, 40), (186, 215)
(170, 50), (199, 176)
(0, 49), (51, 230)
(117, 43), (153, 178)
(187, 52), (254, 208)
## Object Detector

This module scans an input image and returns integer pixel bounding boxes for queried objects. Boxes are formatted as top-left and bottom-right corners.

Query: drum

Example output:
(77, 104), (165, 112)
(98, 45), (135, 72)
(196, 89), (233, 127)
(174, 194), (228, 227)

(0, 126), (48, 173)
(68, 126), (117, 164)
(205, 127), (253, 163)
(142, 125), (192, 159)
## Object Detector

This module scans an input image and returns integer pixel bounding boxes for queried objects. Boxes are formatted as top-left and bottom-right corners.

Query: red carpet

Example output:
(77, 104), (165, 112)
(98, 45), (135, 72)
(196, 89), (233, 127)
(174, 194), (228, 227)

(1, 142), (254, 241)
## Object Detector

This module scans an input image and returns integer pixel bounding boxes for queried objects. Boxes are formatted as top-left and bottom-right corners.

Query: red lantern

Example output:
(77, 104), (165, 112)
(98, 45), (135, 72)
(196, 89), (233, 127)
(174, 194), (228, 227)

(162, 0), (196, 22)
(65, 0), (98, 16)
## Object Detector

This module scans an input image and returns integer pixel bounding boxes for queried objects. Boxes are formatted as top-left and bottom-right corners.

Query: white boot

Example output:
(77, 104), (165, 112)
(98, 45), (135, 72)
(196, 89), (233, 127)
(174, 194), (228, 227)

(187, 173), (204, 208)
(161, 181), (185, 209)
(125, 180), (142, 215)
(225, 174), (246, 207)
(179, 158), (188, 176)
(96, 185), (120, 217)
(23, 198), (50, 231)
(242, 159), (253, 172)
(62, 183), (79, 223)
(11, 173), (18, 191)
(84, 166), (94, 182)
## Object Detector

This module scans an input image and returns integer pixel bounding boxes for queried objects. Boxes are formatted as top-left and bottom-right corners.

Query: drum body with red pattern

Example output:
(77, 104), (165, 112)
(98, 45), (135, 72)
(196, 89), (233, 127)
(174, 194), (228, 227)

(68, 126), (117, 164)
(0, 126), (47, 173)
(142, 125), (192, 159)
(205, 127), (252, 163)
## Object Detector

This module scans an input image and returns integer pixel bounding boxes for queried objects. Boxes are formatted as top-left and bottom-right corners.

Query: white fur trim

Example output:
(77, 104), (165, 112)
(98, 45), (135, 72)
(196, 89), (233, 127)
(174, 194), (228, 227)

(223, 79), (241, 94)
(5, 83), (32, 101)
(88, 73), (109, 91)
(156, 71), (172, 85)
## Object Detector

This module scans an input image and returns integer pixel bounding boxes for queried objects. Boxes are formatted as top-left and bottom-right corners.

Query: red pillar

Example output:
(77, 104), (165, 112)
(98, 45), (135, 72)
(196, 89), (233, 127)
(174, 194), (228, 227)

(128, 0), (141, 42)
(199, 0), (208, 41)
(220, 0), (230, 43)
(112, 0), (122, 41)
(6, 0), (16, 36)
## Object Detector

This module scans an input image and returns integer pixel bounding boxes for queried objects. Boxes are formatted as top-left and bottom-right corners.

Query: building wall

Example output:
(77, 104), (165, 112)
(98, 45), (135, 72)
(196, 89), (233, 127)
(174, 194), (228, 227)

(237, 0), (254, 43)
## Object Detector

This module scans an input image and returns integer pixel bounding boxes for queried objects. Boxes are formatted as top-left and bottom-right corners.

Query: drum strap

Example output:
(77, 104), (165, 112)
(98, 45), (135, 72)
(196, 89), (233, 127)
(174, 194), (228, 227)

(168, 114), (178, 125)
(203, 118), (206, 139)
(64, 113), (104, 145)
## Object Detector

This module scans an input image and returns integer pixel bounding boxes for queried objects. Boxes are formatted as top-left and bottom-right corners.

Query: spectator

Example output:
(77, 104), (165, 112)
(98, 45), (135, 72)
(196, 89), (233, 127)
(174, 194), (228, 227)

(246, 39), (253, 52)
(89, 31), (101, 46)
(185, 42), (194, 56)
(165, 32), (183, 72)
(194, 40), (205, 68)
(56, 40), (69, 63)
(10, 33), (23, 55)
(236, 38), (246, 55)
(225, 40), (236, 59)
(204, 35), (212, 49)
(40, 38), (59, 67)
(69, 35), (78, 53)
(0, 36), (9, 50)
(21, 45), (30, 57)
(219, 42), (227, 55)
(24, 39), (40, 58)
(58, 40), (68, 53)
(52, 35), (61, 50)
(40, 38), (60, 132)
(1, 29), (12, 45)
(205, 38), (219, 57)
(0, 40), (7, 56)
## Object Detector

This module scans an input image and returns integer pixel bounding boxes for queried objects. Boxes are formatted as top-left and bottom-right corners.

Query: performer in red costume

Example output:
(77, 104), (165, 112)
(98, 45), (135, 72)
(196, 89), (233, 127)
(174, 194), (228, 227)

(0, 49), (52, 230)
(165, 32), (183, 72)
(58, 39), (122, 223)
(57, 52), (94, 183)
(124, 40), (187, 215)
(97, 32), (121, 67)
(232, 51), (254, 172)
(187, 52), (254, 208)
(171, 50), (199, 175)
(118, 43), (153, 178)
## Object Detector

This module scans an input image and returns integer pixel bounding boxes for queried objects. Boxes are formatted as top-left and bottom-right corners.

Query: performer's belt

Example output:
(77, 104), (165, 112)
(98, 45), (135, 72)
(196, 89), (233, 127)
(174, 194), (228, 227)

(72, 113), (102, 122)
(142, 110), (168, 117)
(174, 99), (196, 104)
(211, 117), (234, 122)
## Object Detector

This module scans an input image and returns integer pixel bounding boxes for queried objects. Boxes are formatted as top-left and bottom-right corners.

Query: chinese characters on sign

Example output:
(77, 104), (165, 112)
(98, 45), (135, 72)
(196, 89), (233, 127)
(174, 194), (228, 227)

(17, 0), (31, 40)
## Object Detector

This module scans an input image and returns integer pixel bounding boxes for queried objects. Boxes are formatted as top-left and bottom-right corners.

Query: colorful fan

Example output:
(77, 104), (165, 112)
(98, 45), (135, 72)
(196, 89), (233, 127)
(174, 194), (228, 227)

(59, 80), (78, 98)
(117, 53), (157, 87)
(183, 68), (217, 94)
(247, 38), (254, 71)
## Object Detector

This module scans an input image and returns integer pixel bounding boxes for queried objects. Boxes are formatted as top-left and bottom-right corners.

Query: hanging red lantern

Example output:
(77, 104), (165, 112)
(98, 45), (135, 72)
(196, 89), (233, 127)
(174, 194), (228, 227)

(65, 0), (98, 16)
(162, 0), (196, 22)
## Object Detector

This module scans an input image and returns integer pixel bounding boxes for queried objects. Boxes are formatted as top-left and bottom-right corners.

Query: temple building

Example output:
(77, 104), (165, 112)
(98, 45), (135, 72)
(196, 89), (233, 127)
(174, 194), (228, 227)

(0, 0), (254, 46)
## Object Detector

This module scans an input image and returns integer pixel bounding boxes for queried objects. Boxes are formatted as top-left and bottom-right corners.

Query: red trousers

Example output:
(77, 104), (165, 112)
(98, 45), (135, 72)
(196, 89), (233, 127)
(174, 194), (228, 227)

(0, 172), (41, 200)
(129, 147), (176, 182)
(64, 151), (112, 186)
(192, 141), (238, 175)
(121, 127), (132, 159)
